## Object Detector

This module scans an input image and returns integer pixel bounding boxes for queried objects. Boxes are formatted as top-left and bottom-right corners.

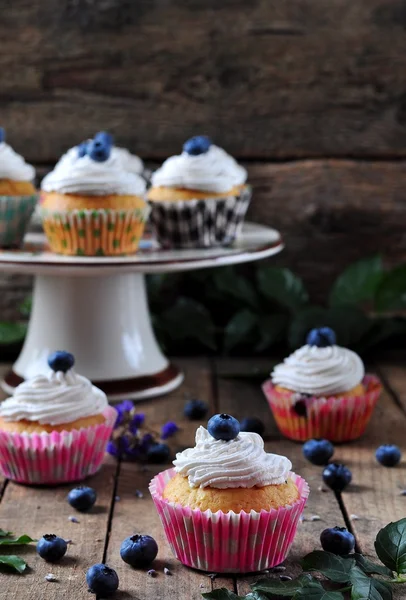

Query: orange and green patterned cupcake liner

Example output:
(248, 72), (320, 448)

(40, 206), (150, 256)
(263, 375), (382, 442)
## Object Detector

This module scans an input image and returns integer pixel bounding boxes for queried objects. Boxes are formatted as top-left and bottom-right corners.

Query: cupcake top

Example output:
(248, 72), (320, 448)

(151, 135), (247, 193)
(0, 351), (108, 426)
(173, 418), (292, 489)
(0, 128), (35, 182)
(41, 133), (146, 196)
(271, 327), (365, 396)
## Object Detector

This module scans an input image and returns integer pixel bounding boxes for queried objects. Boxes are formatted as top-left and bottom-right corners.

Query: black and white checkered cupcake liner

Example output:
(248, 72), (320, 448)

(148, 186), (252, 249)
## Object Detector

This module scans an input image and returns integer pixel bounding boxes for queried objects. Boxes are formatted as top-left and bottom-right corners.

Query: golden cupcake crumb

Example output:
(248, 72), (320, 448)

(0, 413), (105, 434)
(147, 185), (244, 202)
(163, 472), (299, 513)
(40, 191), (146, 211)
(0, 180), (36, 196)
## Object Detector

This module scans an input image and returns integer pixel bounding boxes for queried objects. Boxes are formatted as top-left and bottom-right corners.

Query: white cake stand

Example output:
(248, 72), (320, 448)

(0, 223), (283, 400)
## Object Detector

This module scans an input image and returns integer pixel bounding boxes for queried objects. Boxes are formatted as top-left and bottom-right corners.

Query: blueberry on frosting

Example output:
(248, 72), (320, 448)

(88, 138), (111, 162)
(94, 131), (114, 146)
(183, 135), (211, 156)
(0, 128), (5, 143)
(207, 413), (240, 441)
(77, 141), (88, 158)
(48, 351), (75, 373)
(306, 326), (336, 348)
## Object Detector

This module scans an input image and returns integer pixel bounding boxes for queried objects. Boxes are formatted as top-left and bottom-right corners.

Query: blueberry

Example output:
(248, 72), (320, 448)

(36, 534), (67, 562)
(0, 128), (5, 143)
(322, 463), (352, 492)
(320, 526), (355, 555)
(303, 439), (335, 466)
(86, 564), (119, 596)
(88, 138), (111, 162)
(94, 131), (114, 146)
(77, 141), (88, 157)
(184, 399), (209, 420)
(146, 443), (170, 463)
(306, 327), (336, 347)
(240, 417), (265, 437)
(183, 135), (211, 156)
(67, 486), (97, 512)
(120, 534), (158, 567)
(207, 413), (240, 441)
(375, 444), (402, 467)
(48, 350), (75, 373)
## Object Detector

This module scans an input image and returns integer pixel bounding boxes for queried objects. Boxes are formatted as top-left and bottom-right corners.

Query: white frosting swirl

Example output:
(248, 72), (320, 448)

(173, 426), (292, 489)
(55, 145), (144, 177)
(0, 368), (108, 426)
(151, 145), (247, 193)
(0, 142), (35, 181)
(41, 151), (146, 196)
(271, 344), (365, 396)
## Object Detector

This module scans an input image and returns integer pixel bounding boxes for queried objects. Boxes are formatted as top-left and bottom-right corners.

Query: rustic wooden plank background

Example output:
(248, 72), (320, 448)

(1, 0), (406, 315)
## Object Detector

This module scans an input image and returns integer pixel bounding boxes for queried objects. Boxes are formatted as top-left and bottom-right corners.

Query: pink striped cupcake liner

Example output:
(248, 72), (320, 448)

(0, 406), (117, 485)
(149, 468), (309, 573)
(263, 374), (382, 442)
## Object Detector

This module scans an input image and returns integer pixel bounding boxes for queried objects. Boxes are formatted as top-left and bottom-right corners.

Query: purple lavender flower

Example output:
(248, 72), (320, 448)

(129, 413), (145, 434)
(140, 433), (154, 452)
(161, 421), (179, 440)
(117, 399), (134, 413)
(107, 440), (119, 458)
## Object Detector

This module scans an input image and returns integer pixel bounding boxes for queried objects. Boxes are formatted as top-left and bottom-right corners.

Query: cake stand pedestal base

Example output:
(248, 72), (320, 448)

(2, 273), (184, 400)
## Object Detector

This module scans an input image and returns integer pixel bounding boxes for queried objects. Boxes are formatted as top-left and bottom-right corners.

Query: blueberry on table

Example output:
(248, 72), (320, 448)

(36, 534), (67, 562)
(375, 444), (402, 467)
(240, 417), (265, 437)
(184, 398), (209, 420)
(88, 138), (111, 162)
(67, 486), (97, 512)
(48, 351), (75, 373)
(303, 439), (335, 466)
(94, 131), (114, 146)
(86, 564), (119, 596)
(146, 443), (170, 463)
(183, 135), (211, 156)
(306, 327), (336, 347)
(322, 463), (352, 492)
(208, 413), (240, 441)
(320, 526), (355, 555)
(120, 534), (158, 567)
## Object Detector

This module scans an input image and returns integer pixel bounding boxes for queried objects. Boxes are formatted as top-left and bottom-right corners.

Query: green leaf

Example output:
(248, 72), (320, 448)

(329, 256), (383, 308)
(301, 550), (355, 582)
(350, 553), (393, 578)
(0, 322), (27, 345)
(252, 574), (314, 596)
(350, 567), (392, 600)
(0, 555), (27, 573)
(223, 310), (258, 352)
(374, 518), (406, 575)
(0, 529), (12, 538)
(160, 297), (217, 351)
(375, 265), (406, 312)
(293, 579), (344, 600)
(202, 590), (243, 600)
(255, 314), (288, 352)
(0, 534), (36, 546)
(257, 267), (308, 313)
(212, 267), (259, 310)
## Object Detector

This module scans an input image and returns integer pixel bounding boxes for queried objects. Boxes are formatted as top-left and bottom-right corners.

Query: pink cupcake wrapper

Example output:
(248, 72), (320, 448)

(263, 374), (382, 442)
(0, 406), (117, 484)
(149, 468), (309, 573)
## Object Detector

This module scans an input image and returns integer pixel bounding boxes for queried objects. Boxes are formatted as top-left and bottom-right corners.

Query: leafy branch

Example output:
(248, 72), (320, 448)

(0, 528), (36, 573)
(203, 518), (406, 600)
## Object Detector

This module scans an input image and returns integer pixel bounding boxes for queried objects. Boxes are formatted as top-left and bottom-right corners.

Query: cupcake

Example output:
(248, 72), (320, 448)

(147, 136), (251, 248)
(263, 327), (382, 442)
(0, 351), (117, 484)
(39, 133), (149, 256)
(150, 414), (309, 573)
(0, 128), (38, 248)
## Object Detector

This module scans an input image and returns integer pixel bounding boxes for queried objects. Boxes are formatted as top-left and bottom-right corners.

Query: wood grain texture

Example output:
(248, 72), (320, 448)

(2, 0), (406, 161)
(215, 359), (348, 593)
(104, 358), (235, 597)
(0, 458), (118, 599)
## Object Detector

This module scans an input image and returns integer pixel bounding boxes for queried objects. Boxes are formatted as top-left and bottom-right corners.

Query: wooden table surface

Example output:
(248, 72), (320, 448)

(0, 357), (405, 599)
